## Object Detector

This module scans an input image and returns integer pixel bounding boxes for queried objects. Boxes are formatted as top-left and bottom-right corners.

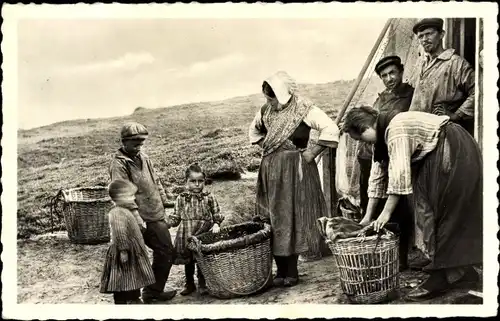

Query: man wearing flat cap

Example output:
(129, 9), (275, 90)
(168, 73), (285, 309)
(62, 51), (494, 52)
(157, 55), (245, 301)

(356, 55), (414, 270)
(358, 55), (414, 214)
(409, 18), (475, 135)
(110, 122), (177, 303)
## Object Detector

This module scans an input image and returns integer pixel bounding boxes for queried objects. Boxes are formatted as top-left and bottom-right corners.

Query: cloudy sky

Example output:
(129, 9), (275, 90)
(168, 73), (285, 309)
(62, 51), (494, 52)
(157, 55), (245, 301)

(18, 18), (387, 129)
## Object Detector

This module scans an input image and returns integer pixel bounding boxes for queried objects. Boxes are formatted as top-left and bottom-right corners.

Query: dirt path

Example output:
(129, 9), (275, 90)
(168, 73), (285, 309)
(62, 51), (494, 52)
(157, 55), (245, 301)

(17, 234), (481, 305)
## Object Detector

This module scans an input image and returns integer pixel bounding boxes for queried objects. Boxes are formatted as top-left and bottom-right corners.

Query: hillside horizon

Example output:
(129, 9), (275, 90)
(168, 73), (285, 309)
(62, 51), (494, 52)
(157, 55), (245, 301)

(17, 77), (384, 238)
(18, 78), (361, 132)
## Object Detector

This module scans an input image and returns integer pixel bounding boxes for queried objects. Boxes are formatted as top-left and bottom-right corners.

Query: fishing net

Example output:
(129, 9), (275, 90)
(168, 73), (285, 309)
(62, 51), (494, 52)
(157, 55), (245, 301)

(335, 18), (421, 216)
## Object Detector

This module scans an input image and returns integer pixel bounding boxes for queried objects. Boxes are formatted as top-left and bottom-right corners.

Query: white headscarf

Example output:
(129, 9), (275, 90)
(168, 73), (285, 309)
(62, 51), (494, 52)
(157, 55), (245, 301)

(264, 71), (298, 106)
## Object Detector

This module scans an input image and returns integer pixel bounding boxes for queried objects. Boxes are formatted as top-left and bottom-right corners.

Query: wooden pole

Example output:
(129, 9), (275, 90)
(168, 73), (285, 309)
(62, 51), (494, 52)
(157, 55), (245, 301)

(335, 18), (394, 125)
(320, 18), (394, 217)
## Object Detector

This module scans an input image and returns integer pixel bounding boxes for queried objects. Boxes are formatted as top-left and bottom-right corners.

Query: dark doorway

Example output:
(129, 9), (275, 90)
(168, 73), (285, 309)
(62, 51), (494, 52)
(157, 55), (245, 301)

(463, 18), (476, 68)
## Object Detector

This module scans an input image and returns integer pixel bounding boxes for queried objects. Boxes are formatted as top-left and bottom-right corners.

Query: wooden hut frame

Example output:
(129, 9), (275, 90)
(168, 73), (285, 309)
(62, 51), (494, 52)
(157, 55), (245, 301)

(319, 18), (483, 217)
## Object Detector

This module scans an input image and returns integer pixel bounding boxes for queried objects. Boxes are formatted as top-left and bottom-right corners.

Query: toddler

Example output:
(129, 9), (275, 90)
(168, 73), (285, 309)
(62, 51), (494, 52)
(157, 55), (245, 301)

(100, 180), (155, 304)
(167, 163), (224, 296)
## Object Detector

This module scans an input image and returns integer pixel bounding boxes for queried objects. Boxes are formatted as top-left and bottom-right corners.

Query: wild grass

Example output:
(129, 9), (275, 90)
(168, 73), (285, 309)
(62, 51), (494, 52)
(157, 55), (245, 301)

(17, 79), (382, 238)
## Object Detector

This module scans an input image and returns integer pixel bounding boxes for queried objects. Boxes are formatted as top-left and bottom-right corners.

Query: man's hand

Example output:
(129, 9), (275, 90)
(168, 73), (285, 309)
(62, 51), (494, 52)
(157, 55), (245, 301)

(433, 104), (460, 122)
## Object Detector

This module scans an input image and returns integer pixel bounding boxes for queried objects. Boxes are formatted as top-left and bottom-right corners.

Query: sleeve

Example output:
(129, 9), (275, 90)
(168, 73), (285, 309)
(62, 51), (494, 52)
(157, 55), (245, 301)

(372, 96), (382, 111)
(166, 196), (182, 227)
(249, 109), (266, 144)
(385, 129), (414, 195)
(109, 209), (130, 251)
(109, 159), (141, 209)
(455, 59), (475, 119)
(210, 195), (224, 224)
(367, 160), (389, 199)
(109, 158), (130, 182)
(147, 158), (170, 207)
(130, 208), (145, 227)
(302, 106), (340, 148)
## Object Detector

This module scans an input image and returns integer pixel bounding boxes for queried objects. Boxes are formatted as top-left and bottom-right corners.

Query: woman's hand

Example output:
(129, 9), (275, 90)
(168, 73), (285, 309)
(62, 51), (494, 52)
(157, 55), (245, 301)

(301, 150), (316, 163)
(359, 215), (373, 226)
(211, 223), (220, 233)
(120, 251), (129, 264)
(372, 210), (392, 232)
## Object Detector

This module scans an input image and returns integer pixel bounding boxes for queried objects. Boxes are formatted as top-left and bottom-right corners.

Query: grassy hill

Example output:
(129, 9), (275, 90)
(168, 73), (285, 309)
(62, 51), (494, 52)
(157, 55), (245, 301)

(17, 78), (384, 238)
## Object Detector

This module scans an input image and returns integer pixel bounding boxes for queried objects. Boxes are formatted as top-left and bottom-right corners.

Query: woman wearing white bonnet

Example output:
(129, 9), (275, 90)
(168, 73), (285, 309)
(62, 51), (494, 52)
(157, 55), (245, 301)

(249, 71), (340, 287)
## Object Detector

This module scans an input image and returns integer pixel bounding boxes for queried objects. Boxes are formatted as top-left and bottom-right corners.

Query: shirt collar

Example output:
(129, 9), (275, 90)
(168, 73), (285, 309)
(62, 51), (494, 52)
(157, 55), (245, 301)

(382, 82), (413, 98)
(117, 147), (143, 162)
(425, 48), (455, 62)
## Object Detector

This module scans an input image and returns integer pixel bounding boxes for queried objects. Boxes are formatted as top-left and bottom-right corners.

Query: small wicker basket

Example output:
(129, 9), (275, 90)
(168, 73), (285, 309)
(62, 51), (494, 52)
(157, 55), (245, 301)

(53, 186), (113, 245)
(187, 222), (273, 299)
(327, 229), (400, 304)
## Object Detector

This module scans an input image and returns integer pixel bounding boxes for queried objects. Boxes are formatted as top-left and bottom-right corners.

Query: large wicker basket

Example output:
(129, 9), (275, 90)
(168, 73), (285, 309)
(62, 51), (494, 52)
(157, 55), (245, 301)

(54, 187), (112, 244)
(187, 222), (273, 299)
(326, 230), (400, 304)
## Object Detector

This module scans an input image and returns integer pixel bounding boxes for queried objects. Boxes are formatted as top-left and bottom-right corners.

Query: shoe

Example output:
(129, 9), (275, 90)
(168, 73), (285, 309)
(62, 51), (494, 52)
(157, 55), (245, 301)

(142, 289), (177, 303)
(451, 268), (481, 289)
(180, 283), (196, 296)
(406, 285), (447, 301)
(127, 299), (143, 304)
(284, 277), (298, 287)
(273, 276), (285, 287)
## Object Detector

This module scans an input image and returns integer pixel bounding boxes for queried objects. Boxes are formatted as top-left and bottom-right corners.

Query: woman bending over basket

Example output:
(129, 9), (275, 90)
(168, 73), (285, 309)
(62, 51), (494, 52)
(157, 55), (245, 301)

(166, 164), (224, 296)
(100, 180), (156, 304)
(342, 107), (482, 301)
(249, 71), (340, 287)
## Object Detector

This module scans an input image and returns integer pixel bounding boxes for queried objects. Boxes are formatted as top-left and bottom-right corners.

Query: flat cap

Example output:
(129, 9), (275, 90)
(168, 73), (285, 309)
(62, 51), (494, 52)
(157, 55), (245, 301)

(120, 122), (148, 140)
(413, 18), (444, 34)
(375, 55), (402, 74)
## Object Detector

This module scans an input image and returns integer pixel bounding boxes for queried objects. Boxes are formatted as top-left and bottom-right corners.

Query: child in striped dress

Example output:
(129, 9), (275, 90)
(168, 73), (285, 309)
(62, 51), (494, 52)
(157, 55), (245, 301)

(166, 164), (225, 296)
(100, 180), (156, 304)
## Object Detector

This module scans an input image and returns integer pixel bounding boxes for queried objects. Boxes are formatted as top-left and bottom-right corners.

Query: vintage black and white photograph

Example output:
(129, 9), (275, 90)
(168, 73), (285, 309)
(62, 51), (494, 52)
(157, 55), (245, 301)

(1, 2), (498, 319)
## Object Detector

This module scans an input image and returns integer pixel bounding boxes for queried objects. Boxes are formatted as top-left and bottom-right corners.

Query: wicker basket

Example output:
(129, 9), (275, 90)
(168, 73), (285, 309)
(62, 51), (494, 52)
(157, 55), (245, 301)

(187, 222), (273, 299)
(326, 230), (400, 304)
(54, 186), (113, 244)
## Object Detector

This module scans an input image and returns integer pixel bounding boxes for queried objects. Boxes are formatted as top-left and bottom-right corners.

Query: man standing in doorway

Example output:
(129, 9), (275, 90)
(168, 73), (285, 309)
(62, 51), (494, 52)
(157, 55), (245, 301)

(110, 122), (177, 304)
(409, 18), (475, 135)
(356, 56), (414, 270)
(358, 55), (414, 217)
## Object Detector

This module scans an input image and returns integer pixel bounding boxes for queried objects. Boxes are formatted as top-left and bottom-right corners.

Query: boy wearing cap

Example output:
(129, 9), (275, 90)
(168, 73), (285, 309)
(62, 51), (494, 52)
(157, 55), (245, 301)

(109, 122), (177, 303)
(409, 18), (475, 135)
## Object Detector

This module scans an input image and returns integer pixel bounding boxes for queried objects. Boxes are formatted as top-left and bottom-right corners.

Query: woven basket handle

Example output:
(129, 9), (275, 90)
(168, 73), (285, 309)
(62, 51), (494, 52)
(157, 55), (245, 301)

(48, 190), (66, 234)
(188, 236), (203, 257)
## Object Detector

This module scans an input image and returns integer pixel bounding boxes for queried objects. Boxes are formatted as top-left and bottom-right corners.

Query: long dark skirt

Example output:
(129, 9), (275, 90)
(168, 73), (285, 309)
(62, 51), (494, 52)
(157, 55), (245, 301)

(410, 122), (482, 271)
(256, 147), (328, 258)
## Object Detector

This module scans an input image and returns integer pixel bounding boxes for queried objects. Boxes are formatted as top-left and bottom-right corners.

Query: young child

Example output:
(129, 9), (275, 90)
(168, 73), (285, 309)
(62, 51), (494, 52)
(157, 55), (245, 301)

(166, 163), (224, 296)
(100, 180), (156, 304)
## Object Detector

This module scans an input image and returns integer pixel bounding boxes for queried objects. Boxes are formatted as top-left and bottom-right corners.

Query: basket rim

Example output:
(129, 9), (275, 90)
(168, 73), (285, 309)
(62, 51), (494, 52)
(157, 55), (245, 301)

(61, 186), (111, 203)
(187, 222), (271, 254)
(329, 232), (397, 245)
